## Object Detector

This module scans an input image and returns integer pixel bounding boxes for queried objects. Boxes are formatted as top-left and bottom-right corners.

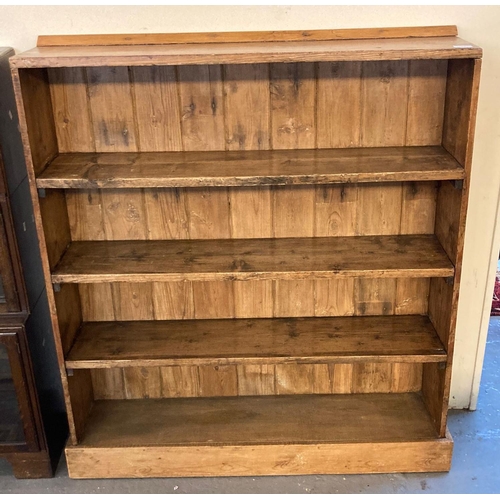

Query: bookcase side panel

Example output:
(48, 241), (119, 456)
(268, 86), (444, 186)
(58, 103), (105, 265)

(425, 58), (481, 436)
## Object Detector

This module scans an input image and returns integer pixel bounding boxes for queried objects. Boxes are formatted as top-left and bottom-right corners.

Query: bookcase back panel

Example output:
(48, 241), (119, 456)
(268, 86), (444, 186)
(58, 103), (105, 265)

(90, 362), (423, 399)
(48, 60), (447, 153)
(65, 182), (437, 241)
(79, 278), (429, 321)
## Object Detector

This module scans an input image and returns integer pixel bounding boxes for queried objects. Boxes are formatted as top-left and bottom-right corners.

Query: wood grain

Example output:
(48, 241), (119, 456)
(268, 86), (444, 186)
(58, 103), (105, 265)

(37, 26), (459, 47)
(66, 315), (446, 369)
(423, 58), (481, 437)
(317, 62), (362, 148)
(48, 67), (95, 152)
(177, 65), (225, 151)
(37, 147), (464, 189)
(15, 68), (58, 175)
(11, 37), (481, 69)
(51, 235), (454, 283)
(66, 437), (453, 478)
(361, 61), (408, 147)
(270, 63), (315, 149)
(86, 67), (137, 152)
(130, 66), (182, 151)
(74, 393), (440, 446)
(406, 60), (448, 146)
(224, 64), (270, 151)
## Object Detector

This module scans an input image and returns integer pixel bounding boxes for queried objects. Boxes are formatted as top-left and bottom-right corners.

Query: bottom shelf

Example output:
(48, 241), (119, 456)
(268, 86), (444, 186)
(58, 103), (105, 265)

(66, 393), (453, 478)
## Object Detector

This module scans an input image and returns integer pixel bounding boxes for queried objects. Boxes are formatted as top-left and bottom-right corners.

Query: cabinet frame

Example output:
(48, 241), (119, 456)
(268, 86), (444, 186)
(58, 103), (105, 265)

(10, 26), (482, 478)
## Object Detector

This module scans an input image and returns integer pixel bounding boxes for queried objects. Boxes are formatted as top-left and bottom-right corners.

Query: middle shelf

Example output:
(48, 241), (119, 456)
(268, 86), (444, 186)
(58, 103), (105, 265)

(51, 235), (454, 283)
(65, 315), (447, 369)
(36, 146), (464, 189)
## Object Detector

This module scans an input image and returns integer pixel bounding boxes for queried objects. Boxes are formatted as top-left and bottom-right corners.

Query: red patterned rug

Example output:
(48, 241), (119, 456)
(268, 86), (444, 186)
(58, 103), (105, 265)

(491, 270), (500, 316)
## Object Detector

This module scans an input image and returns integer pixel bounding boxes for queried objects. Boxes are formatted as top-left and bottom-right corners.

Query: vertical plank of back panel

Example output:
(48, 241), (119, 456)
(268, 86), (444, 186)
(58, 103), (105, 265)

(111, 283), (155, 321)
(355, 183), (403, 236)
(48, 67), (95, 152)
(317, 61), (362, 149)
(400, 182), (437, 235)
(86, 66), (137, 152)
(275, 364), (331, 395)
(177, 64), (231, 396)
(123, 367), (162, 399)
(130, 66), (182, 151)
(223, 63), (273, 394)
(269, 63), (321, 392)
(177, 65), (225, 151)
(406, 60), (448, 146)
(66, 190), (105, 240)
(101, 189), (148, 240)
(160, 367), (200, 397)
(270, 62), (315, 149)
(360, 60), (409, 147)
(79, 283), (115, 321)
(153, 282), (195, 320)
(237, 365), (276, 396)
(314, 183), (357, 324)
(270, 63), (315, 318)
(144, 188), (190, 240)
(91, 369), (125, 400)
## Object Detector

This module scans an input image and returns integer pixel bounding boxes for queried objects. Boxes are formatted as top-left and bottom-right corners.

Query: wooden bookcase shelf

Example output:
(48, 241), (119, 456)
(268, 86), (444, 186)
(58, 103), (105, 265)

(65, 393), (452, 478)
(51, 235), (454, 284)
(36, 146), (464, 189)
(11, 26), (481, 478)
(65, 316), (447, 369)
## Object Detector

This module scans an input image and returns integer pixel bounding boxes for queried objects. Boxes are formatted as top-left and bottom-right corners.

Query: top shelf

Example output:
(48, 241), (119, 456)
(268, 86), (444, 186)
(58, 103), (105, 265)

(11, 36), (482, 68)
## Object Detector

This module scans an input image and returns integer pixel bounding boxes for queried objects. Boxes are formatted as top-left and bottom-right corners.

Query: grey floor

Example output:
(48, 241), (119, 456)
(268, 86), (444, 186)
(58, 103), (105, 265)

(1, 319), (499, 494)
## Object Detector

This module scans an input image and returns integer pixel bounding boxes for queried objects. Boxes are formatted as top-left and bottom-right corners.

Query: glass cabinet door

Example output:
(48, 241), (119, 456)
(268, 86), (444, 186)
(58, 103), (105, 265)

(0, 198), (22, 314)
(0, 332), (38, 452)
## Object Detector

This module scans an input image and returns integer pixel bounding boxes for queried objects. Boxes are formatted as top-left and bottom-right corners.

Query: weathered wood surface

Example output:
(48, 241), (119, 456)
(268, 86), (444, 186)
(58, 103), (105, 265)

(11, 37), (481, 68)
(46, 60), (450, 153)
(423, 58), (482, 437)
(66, 315), (446, 368)
(37, 26), (459, 47)
(36, 146), (464, 189)
(66, 437), (453, 478)
(73, 393), (439, 447)
(51, 235), (454, 283)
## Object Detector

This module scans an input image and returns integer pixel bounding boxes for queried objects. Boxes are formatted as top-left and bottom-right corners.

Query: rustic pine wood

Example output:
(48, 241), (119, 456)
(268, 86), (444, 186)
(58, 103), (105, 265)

(51, 235), (453, 283)
(66, 438), (452, 478)
(36, 147), (464, 189)
(12, 27), (481, 478)
(423, 58), (482, 436)
(11, 37), (481, 69)
(73, 393), (439, 446)
(37, 26), (459, 47)
(64, 393), (453, 477)
(65, 315), (446, 369)
(45, 61), (450, 154)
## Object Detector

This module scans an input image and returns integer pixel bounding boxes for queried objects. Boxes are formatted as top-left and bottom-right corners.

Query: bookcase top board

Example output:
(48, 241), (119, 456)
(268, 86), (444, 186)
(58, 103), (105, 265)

(10, 25), (482, 68)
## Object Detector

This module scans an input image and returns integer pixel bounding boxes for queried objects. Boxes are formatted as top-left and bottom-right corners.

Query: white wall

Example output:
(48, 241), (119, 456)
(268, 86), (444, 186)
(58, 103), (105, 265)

(1, 5), (499, 408)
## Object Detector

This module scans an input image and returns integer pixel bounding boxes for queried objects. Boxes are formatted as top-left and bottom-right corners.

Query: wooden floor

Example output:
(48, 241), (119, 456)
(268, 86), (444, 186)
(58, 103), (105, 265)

(51, 235), (454, 283)
(66, 315), (447, 369)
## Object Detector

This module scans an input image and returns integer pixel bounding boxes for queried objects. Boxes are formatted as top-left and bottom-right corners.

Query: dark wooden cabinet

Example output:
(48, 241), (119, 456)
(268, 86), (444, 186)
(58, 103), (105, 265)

(0, 47), (64, 479)
(0, 326), (40, 452)
(0, 196), (52, 477)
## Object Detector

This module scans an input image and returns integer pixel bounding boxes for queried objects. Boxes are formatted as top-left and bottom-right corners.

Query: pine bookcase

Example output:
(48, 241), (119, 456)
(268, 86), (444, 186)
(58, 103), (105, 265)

(10, 26), (481, 478)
